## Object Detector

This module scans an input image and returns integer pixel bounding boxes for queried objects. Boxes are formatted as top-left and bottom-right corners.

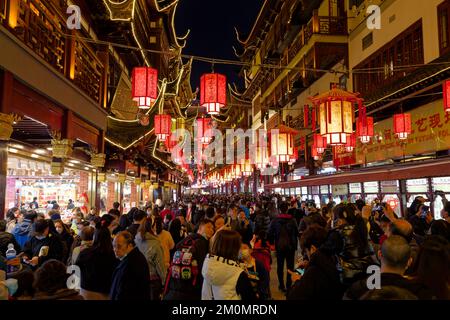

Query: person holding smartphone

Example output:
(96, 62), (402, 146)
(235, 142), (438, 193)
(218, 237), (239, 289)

(408, 203), (433, 238)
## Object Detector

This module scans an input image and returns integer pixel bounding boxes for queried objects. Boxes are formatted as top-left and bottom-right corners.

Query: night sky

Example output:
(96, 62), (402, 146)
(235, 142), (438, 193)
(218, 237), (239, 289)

(175, 0), (263, 91)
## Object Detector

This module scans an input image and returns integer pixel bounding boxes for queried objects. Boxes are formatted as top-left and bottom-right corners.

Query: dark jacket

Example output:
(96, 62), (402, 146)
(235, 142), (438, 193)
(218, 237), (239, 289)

(22, 233), (64, 267)
(75, 246), (119, 294)
(268, 214), (298, 252)
(164, 233), (209, 300)
(408, 215), (431, 237)
(110, 247), (151, 300)
(344, 273), (434, 300)
(33, 288), (83, 300)
(127, 223), (141, 239)
(287, 249), (344, 300)
(0, 231), (21, 256)
(12, 219), (34, 249)
(254, 212), (270, 236)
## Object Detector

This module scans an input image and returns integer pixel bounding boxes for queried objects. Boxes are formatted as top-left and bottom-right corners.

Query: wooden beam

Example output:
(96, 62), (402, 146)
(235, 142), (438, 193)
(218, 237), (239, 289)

(0, 71), (13, 113)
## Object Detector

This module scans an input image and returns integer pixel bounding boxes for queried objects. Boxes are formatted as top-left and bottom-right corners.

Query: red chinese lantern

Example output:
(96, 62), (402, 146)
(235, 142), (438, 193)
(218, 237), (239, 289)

(200, 73), (227, 115)
(393, 113), (412, 140)
(313, 133), (327, 154)
(309, 85), (359, 146)
(197, 118), (213, 144)
(356, 116), (374, 144)
(270, 125), (299, 163)
(344, 133), (356, 152)
(444, 80), (450, 113)
(154, 114), (171, 141)
(132, 67), (158, 109)
(311, 144), (320, 161)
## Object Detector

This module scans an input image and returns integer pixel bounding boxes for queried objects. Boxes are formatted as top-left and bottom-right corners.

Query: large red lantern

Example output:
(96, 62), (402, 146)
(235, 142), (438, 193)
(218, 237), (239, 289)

(200, 73), (227, 115)
(393, 113), (412, 140)
(254, 146), (269, 169)
(154, 114), (171, 141)
(197, 118), (213, 144)
(313, 133), (327, 154)
(444, 80), (450, 113)
(270, 125), (299, 163)
(132, 67), (158, 109)
(309, 85), (359, 146)
(344, 133), (356, 152)
(356, 116), (374, 144)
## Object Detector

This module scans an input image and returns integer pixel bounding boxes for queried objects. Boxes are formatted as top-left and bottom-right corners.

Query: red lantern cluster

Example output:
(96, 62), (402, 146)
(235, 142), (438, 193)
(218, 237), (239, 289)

(200, 73), (227, 115)
(313, 133), (327, 154)
(344, 133), (356, 152)
(154, 114), (171, 141)
(393, 113), (412, 140)
(131, 67), (158, 109)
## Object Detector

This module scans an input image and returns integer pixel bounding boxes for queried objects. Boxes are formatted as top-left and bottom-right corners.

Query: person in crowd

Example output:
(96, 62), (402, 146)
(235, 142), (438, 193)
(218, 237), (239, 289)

(213, 215), (226, 233)
(75, 226), (118, 300)
(86, 207), (98, 221)
(5, 208), (20, 233)
(0, 220), (21, 256)
(164, 219), (214, 300)
(441, 201), (450, 223)
(110, 231), (151, 300)
(53, 219), (73, 255)
(33, 260), (83, 300)
(22, 219), (64, 269)
(160, 203), (172, 221)
(67, 199), (75, 210)
(113, 201), (121, 212)
(134, 217), (166, 300)
(178, 208), (194, 234)
(69, 226), (94, 265)
(408, 202), (434, 239)
(429, 220), (450, 242)
(201, 230), (256, 300)
(268, 201), (298, 293)
(163, 213), (173, 231)
(344, 235), (432, 300)
(324, 203), (376, 287)
(168, 218), (186, 252)
(11, 269), (34, 300)
(360, 286), (419, 300)
(287, 225), (344, 300)
(407, 235), (449, 299)
(205, 207), (216, 221)
(239, 243), (270, 300)
(30, 197), (39, 210)
(13, 211), (37, 249)
(236, 210), (253, 245)
(251, 231), (272, 275)
(153, 215), (175, 269)
(127, 209), (147, 239)
(70, 210), (84, 235)
(254, 206), (270, 239)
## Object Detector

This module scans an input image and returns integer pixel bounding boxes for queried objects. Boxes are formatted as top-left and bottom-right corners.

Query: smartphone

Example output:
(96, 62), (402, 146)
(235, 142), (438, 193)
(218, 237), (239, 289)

(295, 268), (305, 276)
(421, 205), (429, 217)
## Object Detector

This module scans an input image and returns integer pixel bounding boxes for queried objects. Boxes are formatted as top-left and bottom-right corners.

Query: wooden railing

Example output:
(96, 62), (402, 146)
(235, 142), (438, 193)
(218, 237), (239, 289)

(2, 0), (104, 104)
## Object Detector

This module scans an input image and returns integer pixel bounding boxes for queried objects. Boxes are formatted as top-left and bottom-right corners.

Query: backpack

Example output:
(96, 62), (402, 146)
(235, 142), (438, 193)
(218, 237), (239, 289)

(163, 236), (200, 296)
(277, 221), (292, 251)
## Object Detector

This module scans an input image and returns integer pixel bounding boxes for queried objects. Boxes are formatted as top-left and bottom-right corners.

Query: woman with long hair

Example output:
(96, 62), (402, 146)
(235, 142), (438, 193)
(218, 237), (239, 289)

(153, 215), (174, 269)
(135, 217), (167, 300)
(75, 224), (118, 300)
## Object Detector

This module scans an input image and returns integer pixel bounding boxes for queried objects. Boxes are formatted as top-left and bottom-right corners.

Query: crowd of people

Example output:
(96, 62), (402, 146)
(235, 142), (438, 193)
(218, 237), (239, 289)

(0, 192), (449, 300)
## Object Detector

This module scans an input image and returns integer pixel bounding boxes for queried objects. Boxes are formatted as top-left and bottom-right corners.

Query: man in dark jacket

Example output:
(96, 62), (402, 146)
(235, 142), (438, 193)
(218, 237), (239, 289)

(163, 219), (214, 300)
(12, 212), (37, 249)
(287, 225), (344, 300)
(126, 210), (146, 239)
(268, 202), (298, 292)
(110, 231), (150, 300)
(22, 219), (64, 269)
(0, 220), (21, 256)
(344, 235), (432, 300)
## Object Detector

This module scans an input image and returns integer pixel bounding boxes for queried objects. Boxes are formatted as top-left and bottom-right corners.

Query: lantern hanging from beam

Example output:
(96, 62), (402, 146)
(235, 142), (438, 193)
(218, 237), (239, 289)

(344, 133), (356, 152)
(309, 85), (360, 146)
(200, 73), (227, 115)
(254, 146), (269, 169)
(154, 114), (171, 141)
(311, 144), (320, 161)
(356, 116), (374, 144)
(197, 117), (213, 144)
(288, 147), (298, 165)
(241, 158), (253, 177)
(313, 133), (327, 154)
(131, 67), (158, 109)
(270, 125), (299, 163)
(393, 113), (412, 140)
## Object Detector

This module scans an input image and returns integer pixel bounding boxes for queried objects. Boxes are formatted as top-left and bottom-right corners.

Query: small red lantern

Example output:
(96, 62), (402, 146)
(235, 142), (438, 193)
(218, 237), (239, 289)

(344, 133), (356, 152)
(154, 114), (171, 141)
(394, 113), (412, 140)
(241, 159), (253, 177)
(444, 80), (450, 113)
(356, 116), (374, 144)
(197, 118), (213, 144)
(132, 67), (158, 109)
(311, 144), (320, 161)
(200, 73), (227, 115)
(313, 133), (327, 154)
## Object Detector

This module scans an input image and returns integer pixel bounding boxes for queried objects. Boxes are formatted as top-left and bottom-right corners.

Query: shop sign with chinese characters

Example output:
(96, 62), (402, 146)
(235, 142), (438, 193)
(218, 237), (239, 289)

(356, 100), (450, 163)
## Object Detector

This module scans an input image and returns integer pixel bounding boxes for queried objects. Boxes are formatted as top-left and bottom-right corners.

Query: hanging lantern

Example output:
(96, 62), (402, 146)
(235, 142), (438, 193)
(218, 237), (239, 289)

(270, 125), (299, 163)
(444, 80), (450, 113)
(313, 133), (327, 154)
(197, 118), (213, 144)
(311, 145), (320, 161)
(309, 85), (359, 146)
(254, 146), (269, 169)
(131, 67), (158, 109)
(344, 133), (356, 152)
(154, 114), (171, 141)
(288, 147), (298, 165)
(356, 116), (374, 144)
(394, 113), (412, 140)
(233, 164), (241, 179)
(200, 73), (227, 115)
(241, 159), (253, 177)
